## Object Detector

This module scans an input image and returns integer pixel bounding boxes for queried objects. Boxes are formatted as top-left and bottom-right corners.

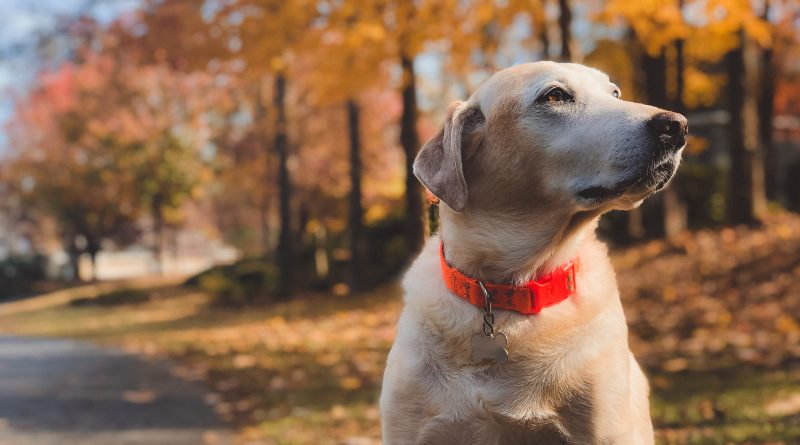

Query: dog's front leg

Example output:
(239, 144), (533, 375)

(587, 350), (654, 445)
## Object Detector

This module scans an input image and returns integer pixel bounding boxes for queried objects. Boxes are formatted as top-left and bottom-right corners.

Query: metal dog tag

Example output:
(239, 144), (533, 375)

(471, 332), (509, 364)
(472, 281), (508, 364)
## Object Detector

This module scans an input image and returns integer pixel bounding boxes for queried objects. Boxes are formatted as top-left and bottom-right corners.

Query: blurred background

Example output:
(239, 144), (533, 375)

(0, 0), (798, 444)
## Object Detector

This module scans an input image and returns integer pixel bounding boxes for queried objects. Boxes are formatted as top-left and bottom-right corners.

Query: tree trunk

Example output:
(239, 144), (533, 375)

(640, 48), (668, 238)
(725, 30), (763, 225)
(400, 54), (424, 253)
(347, 98), (364, 294)
(151, 196), (164, 275)
(532, 0), (550, 59)
(255, 78), (272, 257)
(69, 253), (81, 281)
(557, 0), (572, 61)
(313, 225), (329, 279)
(66, 237), (81, 282)
(88, 249), (99, 282)
(643, 49), (668, 107)
(663, 24), (688, 239)
(274, 72), (293, 298)
(759, 0), (778, 201)
(259, 196), (270, 257)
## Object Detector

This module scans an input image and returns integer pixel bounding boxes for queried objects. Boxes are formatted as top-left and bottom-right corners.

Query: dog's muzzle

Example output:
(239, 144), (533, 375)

(647, 111), (688, 156)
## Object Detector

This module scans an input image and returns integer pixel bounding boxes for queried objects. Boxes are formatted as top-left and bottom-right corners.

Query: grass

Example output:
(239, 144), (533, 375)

(0, 279), (798, 444)
(0, 282), (399, 444)
(650, 368), (800, 444)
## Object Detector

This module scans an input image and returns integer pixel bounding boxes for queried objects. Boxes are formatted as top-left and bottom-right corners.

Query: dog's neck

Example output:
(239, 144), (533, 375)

(439, 206), (598, 284)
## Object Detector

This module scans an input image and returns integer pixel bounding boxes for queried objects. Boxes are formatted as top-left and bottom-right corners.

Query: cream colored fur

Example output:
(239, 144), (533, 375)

(381, 62), (686, 444)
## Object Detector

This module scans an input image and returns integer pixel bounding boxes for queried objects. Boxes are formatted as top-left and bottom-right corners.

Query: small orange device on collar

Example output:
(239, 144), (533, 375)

(439, 243), (578, 316)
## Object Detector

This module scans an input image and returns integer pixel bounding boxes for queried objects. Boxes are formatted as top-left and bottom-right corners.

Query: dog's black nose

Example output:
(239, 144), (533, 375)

(647, 111), (688, 149)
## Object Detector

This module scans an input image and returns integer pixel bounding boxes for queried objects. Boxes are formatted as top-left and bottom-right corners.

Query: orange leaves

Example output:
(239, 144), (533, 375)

(616, 212), (800, 372)
(684, 66), (726, 107)
(602, 0), (688, 56)
(4, 46), (227, 252)
(604, 0), (772, 59)
(706, 0), (773, 46)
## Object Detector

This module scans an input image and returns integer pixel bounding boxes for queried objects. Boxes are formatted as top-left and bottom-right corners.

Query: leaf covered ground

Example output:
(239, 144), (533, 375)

(1, 213), (799, 444)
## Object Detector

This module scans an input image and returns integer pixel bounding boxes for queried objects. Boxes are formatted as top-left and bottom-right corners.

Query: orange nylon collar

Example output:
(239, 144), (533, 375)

(439, 243), (578, 315)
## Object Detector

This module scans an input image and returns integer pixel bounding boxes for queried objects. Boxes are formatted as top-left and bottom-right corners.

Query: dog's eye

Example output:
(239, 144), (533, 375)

(542, 87), (572, 103)
(612, 89), (621, 98)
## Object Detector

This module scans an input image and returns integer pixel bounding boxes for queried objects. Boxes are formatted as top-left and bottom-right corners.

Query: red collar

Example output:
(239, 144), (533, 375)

(439, 243), (578, 315)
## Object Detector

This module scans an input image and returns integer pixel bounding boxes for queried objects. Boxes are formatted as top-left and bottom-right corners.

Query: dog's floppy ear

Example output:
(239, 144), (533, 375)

(413, 101), (484, 212)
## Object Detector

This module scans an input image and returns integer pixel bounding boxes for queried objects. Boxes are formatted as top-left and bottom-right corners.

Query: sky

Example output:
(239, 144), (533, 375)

(0, 0), (141, 151)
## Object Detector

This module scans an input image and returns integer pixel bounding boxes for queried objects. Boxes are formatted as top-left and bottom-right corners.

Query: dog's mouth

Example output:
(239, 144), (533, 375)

(577, 152), (681, 204)
(577, 181), (634, 202)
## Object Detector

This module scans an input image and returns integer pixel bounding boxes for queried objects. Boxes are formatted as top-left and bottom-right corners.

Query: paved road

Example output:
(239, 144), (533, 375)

(0, 336), (233, 445)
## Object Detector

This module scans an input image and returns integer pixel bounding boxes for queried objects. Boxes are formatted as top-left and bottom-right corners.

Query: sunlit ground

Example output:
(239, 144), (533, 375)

(1, 213), (799, 445)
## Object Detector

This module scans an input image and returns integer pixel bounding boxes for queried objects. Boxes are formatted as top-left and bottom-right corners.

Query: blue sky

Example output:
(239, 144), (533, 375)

(0, 0), (141, 151)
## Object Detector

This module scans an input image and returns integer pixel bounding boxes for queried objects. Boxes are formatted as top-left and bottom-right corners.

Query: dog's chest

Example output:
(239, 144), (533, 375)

(464, 355), (586, 414)
(423, 361), (595, 444)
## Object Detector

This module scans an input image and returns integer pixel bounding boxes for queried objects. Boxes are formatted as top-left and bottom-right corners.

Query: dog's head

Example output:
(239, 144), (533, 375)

(415, 62), (687, 216)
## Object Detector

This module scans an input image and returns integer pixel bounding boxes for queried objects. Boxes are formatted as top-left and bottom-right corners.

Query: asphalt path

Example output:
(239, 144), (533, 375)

(0, 336), (233, 445)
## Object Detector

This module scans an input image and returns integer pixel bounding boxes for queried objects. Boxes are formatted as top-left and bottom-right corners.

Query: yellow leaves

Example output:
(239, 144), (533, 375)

(662, 285), (679, 302)
(351, 22), (386, 45)
(684, 67), (726, 108)
(232, 354), (258, 369)
(122, 390), (157, 404)
(270, 56), (285, 72)
(52, 282), (405, 442)
(364, 204), (390, 224)
(685, 135), (709, 155)
(764, 393), (800, 417)
(605, 0), (772, 60)
(775, 315), (800, 334)
(617, 212), (800, 372)
(742, 13), (772, 47)
(339, 376), (362, 390)
(603, 0), (686, 55)
(705, 0), (772, 46)
(475, 1), (495, 24)
(776, 224), (794, 240)
(662, 357), (689, 372)
(584, 39), (640, 100)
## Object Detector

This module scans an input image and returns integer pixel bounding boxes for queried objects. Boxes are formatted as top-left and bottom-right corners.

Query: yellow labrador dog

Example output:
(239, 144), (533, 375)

(380, 62), (687, 444)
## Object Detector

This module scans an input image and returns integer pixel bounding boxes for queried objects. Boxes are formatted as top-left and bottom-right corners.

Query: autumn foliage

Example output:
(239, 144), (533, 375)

(1, 1), (798, 294)
(0, 1), (798, 443)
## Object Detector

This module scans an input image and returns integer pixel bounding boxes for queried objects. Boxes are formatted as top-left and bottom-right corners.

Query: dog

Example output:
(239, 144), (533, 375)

(379, 62), (687, 444)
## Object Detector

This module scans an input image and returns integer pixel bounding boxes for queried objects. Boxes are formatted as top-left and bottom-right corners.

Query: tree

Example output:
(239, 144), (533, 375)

(273, 72), (293, 296)
(296, 0), (401, 292)
(5, 49), (214, 279)
(346, 99), (365, 292)
(399, 53), (424, 251)
(605, 0), (771, 230)
(347, 0), (461, 253)
(6, 57), (142, 279)
(387, 0), (536, 249)
(212, 0), (319, 297)
(531, 0), (551, 59)
(708, 3), (773, 224)
(759, 0), (777, 201)
(725, 29), (765, 224)
(664, 0), (689, 238)
(557, 0), (573, 61)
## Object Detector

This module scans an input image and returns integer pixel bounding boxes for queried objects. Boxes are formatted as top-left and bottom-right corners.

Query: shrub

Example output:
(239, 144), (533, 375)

(0, 255), (48, 299)
(70, 288), (150, 307)
(195, 260), (278, 307)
